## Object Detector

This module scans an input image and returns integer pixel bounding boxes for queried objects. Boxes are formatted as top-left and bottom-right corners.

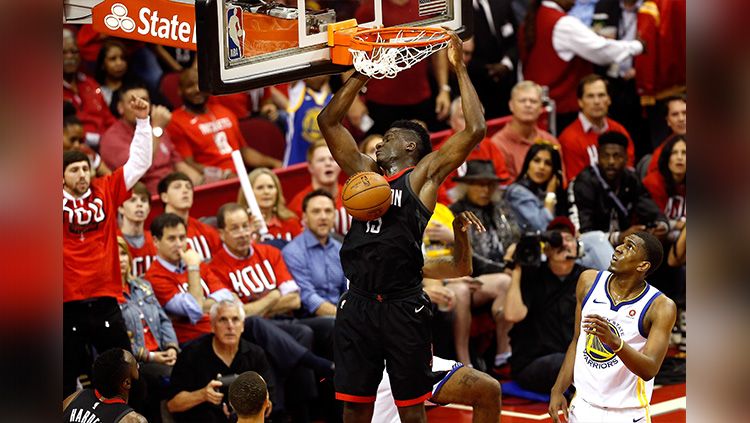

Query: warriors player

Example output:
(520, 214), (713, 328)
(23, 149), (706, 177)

(318, 32), (486, 423)
(548, 232), (676, 422)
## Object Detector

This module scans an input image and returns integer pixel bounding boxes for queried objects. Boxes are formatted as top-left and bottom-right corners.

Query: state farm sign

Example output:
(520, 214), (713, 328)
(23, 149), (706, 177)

(92, 0), (197, 50)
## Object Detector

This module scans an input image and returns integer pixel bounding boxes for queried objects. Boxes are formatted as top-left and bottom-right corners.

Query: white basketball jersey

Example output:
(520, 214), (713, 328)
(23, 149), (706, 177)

(573, 270), (663, 409)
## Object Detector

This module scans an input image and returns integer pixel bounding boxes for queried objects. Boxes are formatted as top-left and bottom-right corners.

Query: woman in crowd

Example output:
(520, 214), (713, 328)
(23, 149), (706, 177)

(643, 134), (686, 242)
(95, 39), (131, 111)
(447, 160), (518, 369)
(238, 167), (302, 243)
(117, 237), (178, 422)
(504, 142), (568, 232)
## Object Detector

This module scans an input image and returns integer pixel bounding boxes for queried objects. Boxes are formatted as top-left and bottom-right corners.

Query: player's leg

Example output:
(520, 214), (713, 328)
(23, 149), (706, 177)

(430, 366), (501, 423)
(396, 403), (427, 423)
(343, 402), (376, 423)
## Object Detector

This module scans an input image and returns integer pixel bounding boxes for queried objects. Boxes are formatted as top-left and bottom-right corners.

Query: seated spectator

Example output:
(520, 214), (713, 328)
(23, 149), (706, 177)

(158, 172), (222, 261)
(504, 142), (569, 232)
(101, 81), (202, 193)
(95, 39), (131, 110)
(118, 182), (157, 277)
(558, 74), (636, 181)
(647, 95), (687, 174)
(63, 28), (115, 148)
(282, 190), (348, 318)
(568, 131), (668, 270)
(643, 134), (686, 241)
(145, 213), (235, 344)
(167, 300), (274, 423)
(283, 76), (333, 167)
(63, 348), (146, 423)
(490, 81), (559, 179)
(287, 141), (350, 236)
(448, 160), (517, 368)
(237, 168), (302, 243)
(358, 134), (383, 160)
(63, 114), (111, 177)
(167, 67), (281, 181)
(117, 237), (179, 421)
(436, 98), (512, 204)
(229, 372), (271, 423)
(503, 217), (587, 394)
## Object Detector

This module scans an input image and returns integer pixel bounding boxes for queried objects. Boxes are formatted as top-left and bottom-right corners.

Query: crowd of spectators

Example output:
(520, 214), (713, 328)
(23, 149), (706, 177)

(63, 0), (685, 420)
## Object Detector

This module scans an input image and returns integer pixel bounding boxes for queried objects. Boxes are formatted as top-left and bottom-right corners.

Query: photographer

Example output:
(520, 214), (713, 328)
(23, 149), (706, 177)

(167, 300), (274, 422)
(504, 217), (587, 394)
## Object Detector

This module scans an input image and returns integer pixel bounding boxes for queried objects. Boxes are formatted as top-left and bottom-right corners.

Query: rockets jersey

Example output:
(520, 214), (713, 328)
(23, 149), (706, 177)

(118, 230), (157, 278)
(288, 184), (351, 236)
(63, 168), (130, 303)
(63, 389), (133, 423)
(209, 243), (298, 303)
(186, 216), (222, 262)
(340, 168), (432, 293)
(167, 103), (246, 170)
(283, 84), (332, 167)
(574, 270), (663, 408)
(145, 259), (223, 344)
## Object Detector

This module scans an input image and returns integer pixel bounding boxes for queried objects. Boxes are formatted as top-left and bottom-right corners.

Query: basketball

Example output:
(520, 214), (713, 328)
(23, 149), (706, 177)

(342, 172), (392, 221)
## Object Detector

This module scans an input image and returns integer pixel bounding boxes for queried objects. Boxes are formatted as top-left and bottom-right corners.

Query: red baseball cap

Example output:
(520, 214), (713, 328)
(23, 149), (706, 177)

(547, 216), (575, 235)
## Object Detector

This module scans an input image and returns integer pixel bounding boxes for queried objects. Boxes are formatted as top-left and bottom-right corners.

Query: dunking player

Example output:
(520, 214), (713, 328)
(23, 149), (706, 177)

(548, 232), (677, 423)
(318, 32), (486, 423)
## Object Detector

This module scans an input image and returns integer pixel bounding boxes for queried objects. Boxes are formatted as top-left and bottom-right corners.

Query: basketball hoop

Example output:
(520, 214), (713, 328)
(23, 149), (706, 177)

(344, 27), (451, 79)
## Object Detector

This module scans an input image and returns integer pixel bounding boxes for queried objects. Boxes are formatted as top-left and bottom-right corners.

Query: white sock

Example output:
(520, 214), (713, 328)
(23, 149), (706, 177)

(495, 351), (512, 367)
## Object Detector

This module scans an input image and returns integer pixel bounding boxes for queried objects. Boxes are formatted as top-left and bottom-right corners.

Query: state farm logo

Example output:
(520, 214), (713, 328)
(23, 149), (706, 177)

(104, 4), (136, 33)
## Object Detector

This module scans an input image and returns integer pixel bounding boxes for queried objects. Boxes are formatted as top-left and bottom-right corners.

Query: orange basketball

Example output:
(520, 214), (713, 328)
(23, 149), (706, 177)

(342, 172), (392, 221)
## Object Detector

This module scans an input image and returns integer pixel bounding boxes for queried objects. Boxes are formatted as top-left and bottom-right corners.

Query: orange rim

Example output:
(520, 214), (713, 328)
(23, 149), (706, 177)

(349, 27), (450, 51)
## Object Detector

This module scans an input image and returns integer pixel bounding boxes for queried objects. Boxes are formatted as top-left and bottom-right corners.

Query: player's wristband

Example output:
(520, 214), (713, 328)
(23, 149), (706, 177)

(612, 338), (624, 353)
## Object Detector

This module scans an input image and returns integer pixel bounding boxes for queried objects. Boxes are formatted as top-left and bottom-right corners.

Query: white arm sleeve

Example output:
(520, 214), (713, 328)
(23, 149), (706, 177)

(552, 16), (643, 65)
(123, 117), (153, 190)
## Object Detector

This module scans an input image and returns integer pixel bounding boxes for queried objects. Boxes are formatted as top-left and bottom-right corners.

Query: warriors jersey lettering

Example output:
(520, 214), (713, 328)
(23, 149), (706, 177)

(63, 168), (131, 302)
(145, 259), (223, 343)
(340, 168), (432, 293)
(209, 243), (298, 303)
(63, 389), (133, 423)
(186, 216), (222, 262)
(574, 270), (663, 409)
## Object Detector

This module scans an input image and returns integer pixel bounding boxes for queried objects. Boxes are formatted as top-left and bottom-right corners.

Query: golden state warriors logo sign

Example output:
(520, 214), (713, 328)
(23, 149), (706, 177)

(583, 319), (623, 369)
(301, 107), (324, 143)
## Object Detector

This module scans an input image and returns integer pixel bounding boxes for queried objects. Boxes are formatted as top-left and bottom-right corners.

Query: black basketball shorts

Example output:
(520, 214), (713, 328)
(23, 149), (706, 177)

(333, 285), (434, 407)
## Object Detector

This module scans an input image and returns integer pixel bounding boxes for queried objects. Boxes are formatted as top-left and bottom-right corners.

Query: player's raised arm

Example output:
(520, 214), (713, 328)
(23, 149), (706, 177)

(317, 72), (380, 176)
(423, 211), (485, 279)
(410, 32), (486, 206)
(549, 269), (598, 423)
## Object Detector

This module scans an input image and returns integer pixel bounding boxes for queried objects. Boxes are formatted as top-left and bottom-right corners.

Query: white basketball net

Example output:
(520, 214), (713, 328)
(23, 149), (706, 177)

(349, 29), (450, 79)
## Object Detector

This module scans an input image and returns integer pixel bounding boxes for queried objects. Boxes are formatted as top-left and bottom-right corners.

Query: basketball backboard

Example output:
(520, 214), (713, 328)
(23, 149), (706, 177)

(195, 0), (473, 94)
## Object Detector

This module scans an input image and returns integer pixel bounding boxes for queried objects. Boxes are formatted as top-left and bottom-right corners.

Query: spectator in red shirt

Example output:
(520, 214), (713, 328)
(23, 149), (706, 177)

(646, 95), (686, 175)
(490, 81), (559, 180)
(167, 67), (281, 181)
(63, 29), (115, 149)
(101, 81), (202, 193)
(237, 168), (302, 243)
(117, 182), (157, 277)
(63, 97), (153, 396)
(642, 134), (686, 241)
(558, 74), (636, 181)
(287, 141), (350, 236)
(64, 114), (111, 178)
(157, 172), (222, 262)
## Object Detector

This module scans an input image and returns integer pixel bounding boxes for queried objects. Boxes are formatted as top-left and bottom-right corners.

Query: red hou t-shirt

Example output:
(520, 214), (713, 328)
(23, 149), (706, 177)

(145, 259), (223, 344)
(167, 103), (247, 170)
(209, 244), (296, 303)
(63, 168), (130, 303)
(186, 216), (222, 262)
(117, 229), (157, 278)
(287, 184), (351, 236)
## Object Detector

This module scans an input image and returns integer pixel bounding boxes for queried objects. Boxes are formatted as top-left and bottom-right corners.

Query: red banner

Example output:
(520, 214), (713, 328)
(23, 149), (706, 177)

(92, 0), (197, 50)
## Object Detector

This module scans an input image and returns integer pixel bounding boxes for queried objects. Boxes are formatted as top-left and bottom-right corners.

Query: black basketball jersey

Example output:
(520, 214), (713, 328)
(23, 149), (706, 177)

(63, 389), (134, 423)
(340, 168), (432, 293)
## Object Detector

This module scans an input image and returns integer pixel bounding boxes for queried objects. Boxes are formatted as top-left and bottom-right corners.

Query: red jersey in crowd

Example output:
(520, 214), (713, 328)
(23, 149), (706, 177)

(261, 216), (303, 242)
(287, 184), (351, 236)
(63, 168), (130, 303)
(186, 216), (222, 262)
(642, 172), (686, 221)
(64, 73), (116, 145)
(209, 243), (298, 303)
(167, 102), (247, 170)
(558, 115), (635, 181)
(146, 259), (223, 344)
(118, 229), (157, 278)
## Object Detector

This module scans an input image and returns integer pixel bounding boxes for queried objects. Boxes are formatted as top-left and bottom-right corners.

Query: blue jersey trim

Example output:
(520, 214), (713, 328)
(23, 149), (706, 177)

(429, 362), (464, 406)
(638, 291), (663, 338)
(581, 271), (604, 309)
